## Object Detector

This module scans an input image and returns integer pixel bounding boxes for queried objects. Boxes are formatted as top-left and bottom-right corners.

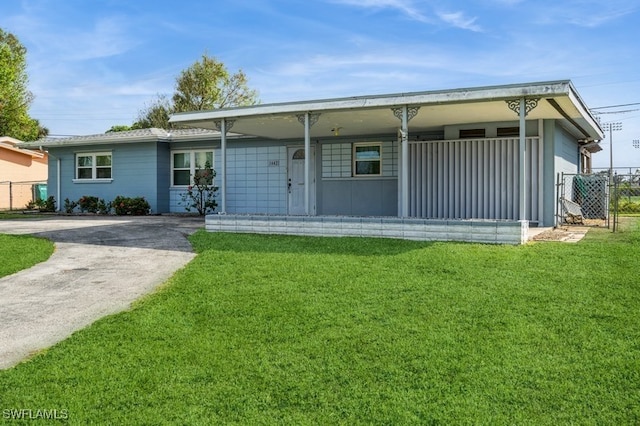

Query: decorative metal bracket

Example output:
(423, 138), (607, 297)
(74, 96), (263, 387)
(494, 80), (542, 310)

(214, 119), (235, 133)
(391, 106), (420, 122)
(505, 98), (539, 117)
(296, 113), (320, 127)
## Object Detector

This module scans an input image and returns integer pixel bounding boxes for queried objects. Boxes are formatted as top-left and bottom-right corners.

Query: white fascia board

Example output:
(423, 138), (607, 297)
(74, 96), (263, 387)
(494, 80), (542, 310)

(39, 135), (168, 148)
(170, 80), (573, 124)
(567, 83), (604, 139)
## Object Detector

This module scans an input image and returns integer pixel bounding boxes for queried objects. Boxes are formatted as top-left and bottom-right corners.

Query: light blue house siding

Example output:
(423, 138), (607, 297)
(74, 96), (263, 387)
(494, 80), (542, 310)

(225, 145), (287, 214)
(166, 136), (399, 216)
(167, 139), (216, 213)
(317, 139), (398, 216)
(48, 141), (167, 213)
(541, 119), (581, 226)
(41, 120), (590, 226)
(169, 140), (289, 214)
(43, 118), (583, 225)
(156, 143), (171, 213)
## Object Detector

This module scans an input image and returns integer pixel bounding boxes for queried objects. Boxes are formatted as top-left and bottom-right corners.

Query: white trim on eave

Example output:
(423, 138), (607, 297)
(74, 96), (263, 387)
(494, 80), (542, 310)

(567, 83), (605, 140)
(170, 80), (574, 124)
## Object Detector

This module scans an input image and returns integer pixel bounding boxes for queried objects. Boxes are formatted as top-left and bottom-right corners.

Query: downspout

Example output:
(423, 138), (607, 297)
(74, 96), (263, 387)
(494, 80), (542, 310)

(57, 157), (61, 211)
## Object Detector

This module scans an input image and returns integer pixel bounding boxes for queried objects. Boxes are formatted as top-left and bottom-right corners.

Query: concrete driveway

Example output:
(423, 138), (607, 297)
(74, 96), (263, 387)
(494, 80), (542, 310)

(0, 215), (204, 369)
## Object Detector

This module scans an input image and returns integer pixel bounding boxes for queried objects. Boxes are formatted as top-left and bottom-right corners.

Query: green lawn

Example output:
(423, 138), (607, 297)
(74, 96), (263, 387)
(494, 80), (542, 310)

(0, 211), (37, 220)
(0, 234), (54, 278)
(1, 220), (639, 424)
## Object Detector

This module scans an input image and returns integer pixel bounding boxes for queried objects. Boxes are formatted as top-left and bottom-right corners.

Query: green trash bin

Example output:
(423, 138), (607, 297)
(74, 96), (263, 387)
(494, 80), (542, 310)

(33, 184), (47, 201)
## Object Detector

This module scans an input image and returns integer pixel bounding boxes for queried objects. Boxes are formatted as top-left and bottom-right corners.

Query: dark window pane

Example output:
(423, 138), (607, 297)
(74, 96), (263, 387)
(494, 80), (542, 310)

(174, 170), (190, 186)
(77, 156), (92, 167)
(96, 155), (111, 166)
(77, 168), (93, 179)
(356, 161), (380, 175)
(173, 153), (190, 168)
(292, 149), (305, 160)
(497, 127), (520, 137)
(459, 129), (486, 139)
(96, 168), (111, 179)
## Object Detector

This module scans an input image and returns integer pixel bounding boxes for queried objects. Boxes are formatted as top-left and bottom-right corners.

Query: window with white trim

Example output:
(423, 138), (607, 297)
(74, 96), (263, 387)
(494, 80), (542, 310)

(76, 152), (112, 180)
(172, 150), (214, 186)
(353, 143), (382, 176)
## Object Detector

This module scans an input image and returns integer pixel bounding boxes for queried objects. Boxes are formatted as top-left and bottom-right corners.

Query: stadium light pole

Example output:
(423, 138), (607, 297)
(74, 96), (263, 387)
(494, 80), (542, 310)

(633, 139), (639, 149)
(601, 122), (622, 183)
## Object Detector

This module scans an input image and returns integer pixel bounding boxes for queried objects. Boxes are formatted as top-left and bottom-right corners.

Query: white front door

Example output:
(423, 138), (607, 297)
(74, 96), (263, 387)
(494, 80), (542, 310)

(288, 146), (315, 215)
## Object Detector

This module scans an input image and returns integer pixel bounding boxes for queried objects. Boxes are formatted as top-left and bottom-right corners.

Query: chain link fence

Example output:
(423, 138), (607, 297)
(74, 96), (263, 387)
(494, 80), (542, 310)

(557, 173), (609, 227)
(558, 170), (640, 231)
(0, 181), (47, 211)
(611, 173), (640, 231)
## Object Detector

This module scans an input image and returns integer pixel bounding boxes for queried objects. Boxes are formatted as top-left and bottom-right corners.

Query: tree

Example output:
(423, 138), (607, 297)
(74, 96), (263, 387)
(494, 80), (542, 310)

(0, 28), (47, 140)
(135, 53), (259, 129)
(133, 95), (173, 129)
(106, 125), (134, 133)
(173, 54), (259, 111)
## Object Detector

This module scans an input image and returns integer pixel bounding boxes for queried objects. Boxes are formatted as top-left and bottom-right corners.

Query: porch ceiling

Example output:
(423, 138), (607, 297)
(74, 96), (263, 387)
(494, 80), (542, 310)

(169, 81), (603, 142)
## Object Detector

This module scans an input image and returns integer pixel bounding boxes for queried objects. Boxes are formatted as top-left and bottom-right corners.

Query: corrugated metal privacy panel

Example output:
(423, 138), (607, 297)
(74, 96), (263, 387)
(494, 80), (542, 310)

(408, 137), (542, 221)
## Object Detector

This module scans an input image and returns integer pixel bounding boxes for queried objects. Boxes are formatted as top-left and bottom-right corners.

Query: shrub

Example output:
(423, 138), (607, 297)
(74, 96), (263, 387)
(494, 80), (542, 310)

(112, 196), (150, 216)
(38, 196), (56, 212)
(97, 199), (111, 215)
(63, 198), (78, 214)
(618, 200), (640, 214)
(78, 195), (100, 213)
(180, 162), (218, 215)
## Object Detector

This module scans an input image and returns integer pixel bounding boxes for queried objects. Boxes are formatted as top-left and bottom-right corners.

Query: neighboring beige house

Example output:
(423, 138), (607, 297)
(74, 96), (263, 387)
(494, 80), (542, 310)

(0, 136), (48, 210)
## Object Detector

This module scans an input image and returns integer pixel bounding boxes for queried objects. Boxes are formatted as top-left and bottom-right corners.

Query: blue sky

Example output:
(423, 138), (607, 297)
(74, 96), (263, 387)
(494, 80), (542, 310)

(2, 0), (640, 168)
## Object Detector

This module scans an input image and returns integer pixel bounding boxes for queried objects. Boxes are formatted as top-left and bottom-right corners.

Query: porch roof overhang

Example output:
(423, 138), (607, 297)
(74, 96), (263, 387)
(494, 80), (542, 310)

(169, 80), (604, 143)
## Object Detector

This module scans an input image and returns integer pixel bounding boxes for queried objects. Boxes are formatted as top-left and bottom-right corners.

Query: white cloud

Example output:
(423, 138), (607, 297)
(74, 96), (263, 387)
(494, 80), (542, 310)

(531, 0), (639, 28)
(329, 0), (430, 21)
(330, 0), (485, 31)
(436, 11), (483, 32)
(332, 0), (480, 32)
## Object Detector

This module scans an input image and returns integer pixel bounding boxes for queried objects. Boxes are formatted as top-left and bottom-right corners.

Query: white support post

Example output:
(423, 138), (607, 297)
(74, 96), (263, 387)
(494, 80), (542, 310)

(519, 98), (526, 221)
(401, 105), (410, 217)
(538, 119), (544, 222)
(220, 119), (227, 214)
(304, 112), (311, 215)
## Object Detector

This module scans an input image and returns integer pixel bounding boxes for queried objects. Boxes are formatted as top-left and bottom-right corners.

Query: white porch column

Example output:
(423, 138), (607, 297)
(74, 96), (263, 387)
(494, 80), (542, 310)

(215, 118), (234, 214)
(506, 97), (538, 221)
(401, 106), (410, 217)
(220, 119), (227, 214)
(296, 112), (319, 215)
(392, 106), (419, 217)
(304, 112), (311, 215)
(519, 98), (526, 220)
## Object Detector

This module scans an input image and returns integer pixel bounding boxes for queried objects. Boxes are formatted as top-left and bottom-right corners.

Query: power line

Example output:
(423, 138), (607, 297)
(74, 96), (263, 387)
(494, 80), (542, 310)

(591, 102), (640, 110)
(591, 108), (640, 115)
